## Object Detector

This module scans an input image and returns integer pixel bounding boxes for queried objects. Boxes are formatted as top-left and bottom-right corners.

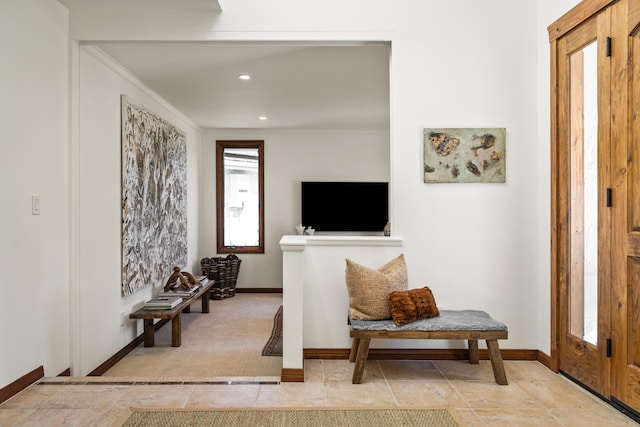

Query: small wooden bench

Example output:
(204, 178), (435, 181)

(349, 310), (509, 385)
(129, 278), (214, 347)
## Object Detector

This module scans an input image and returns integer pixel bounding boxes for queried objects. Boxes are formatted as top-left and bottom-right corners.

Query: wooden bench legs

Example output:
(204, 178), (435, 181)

(468, 339), (479, 364)
(463, 339), (508, 385)
(143, 319), (155, 347)
(142, 313), (182, 347)
(171, 313), (181, 347)
(349, 338), (360, 362)
(467, 339), (507, 384)
(350, 338), (371, 384)
(486, 339), (508, 385)
(349, 337), (508, 385)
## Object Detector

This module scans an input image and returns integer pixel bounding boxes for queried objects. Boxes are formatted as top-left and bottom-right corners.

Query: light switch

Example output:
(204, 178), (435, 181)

(32, 195), (40, 215)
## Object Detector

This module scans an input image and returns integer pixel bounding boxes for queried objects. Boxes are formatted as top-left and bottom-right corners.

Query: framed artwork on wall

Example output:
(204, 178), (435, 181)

(423, 127), (506, 183)
(121, 95), (188, 296)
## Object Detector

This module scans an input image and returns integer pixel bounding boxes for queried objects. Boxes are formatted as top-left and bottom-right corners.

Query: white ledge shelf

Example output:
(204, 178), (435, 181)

(280, 235), (403, 249)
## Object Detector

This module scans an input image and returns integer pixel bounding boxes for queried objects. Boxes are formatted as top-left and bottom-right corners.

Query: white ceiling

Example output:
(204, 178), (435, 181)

(95, 42), (391, 131)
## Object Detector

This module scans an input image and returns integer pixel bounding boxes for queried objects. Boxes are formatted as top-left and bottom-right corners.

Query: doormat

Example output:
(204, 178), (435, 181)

(123, 407), (461, 427)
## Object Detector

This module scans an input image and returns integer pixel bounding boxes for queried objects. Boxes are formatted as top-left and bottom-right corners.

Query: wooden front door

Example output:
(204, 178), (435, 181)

(610, 0), (640, 414)
(552, 0), (640, 417)
(554, 7), (614, 396)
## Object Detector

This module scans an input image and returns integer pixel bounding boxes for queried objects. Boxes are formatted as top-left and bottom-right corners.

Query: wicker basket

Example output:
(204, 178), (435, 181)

(200, 255), (241, 300)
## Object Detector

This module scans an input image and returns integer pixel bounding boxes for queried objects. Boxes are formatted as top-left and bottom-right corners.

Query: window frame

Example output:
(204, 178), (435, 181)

(216, 140), (265, 254)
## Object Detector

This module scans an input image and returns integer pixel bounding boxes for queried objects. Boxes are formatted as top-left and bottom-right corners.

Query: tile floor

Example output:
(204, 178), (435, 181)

(0, 360), (637, 426)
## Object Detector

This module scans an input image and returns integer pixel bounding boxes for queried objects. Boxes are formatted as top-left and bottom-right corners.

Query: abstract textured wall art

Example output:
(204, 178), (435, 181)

(121, 95), (187, 296)
(423, 128), (506, 183)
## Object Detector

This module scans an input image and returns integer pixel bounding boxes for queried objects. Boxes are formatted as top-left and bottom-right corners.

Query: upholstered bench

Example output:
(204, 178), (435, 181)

(349, 310), (509, 385)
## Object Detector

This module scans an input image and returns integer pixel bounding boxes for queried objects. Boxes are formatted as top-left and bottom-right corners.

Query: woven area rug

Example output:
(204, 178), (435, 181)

(261, 305), (283, 356)
(123, 407), (461, 426)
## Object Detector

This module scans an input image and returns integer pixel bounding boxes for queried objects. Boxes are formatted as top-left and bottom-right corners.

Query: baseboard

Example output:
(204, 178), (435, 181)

(57, 368), (71, 377)
(87, 318), (170, 376)
(281, 368), (304, 382)
(304, 348), (351, 359)
(537, 350), (551, 369)
(235, 288), (282, 293)
(0, 366), (44, 405)
(304, 348), (540, 361)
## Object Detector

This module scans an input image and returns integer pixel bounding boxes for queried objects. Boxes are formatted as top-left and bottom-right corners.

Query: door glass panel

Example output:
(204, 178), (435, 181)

(569, 41), (598, 345)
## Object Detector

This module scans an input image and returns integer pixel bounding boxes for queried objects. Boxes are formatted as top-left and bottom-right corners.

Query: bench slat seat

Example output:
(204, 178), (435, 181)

(349, 310), (509, 385)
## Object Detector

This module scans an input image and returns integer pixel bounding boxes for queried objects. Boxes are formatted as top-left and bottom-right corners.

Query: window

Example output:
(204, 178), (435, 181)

(216, 140), (264, 254)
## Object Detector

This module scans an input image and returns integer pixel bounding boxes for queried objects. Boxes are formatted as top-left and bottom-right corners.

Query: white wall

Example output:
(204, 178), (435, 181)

(385, 2), (540, 350)
(198, 1), (542, 351)
(66, 0), (557, 362)
(200, 129), (389, 287)
(0, 0), (70, 385)
(0, 0), (589, 388)
(75, 47), (202, 375)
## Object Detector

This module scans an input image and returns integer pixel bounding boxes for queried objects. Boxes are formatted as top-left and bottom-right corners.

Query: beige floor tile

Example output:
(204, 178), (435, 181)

(503, 361), (560, 382)
(450, 380), (545, 411)
(36, 378), (72, 383)
(322, 359), (384, 383)
(2, 363), (640, 426)
(0, 408), (35, 426)
(547, 406), (639, 426)
(11, 408), (109, 427)
(119, 384), (194, 408)
(434, 360), (497, 382)
(95, 409), (132, 427)
(303, 359), (324, 383)
(517, 377), (607, 409)
(103, 358), (162, 377)
(255, 382), (326, 407)
(378, 360), (447, 381)
(0, 385), (61, 409)
(451, 408), (484, 426)
(324, 381), (396, 407)
(184, 384), (259, 407)
(1, 296), (638, 427)
(387, 380), (469, 409)
(473, 408), (563, 426)
(30, 385), (133, 410)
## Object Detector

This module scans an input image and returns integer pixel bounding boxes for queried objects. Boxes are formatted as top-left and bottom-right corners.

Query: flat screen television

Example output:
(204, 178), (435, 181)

(301, 181), (389, 232)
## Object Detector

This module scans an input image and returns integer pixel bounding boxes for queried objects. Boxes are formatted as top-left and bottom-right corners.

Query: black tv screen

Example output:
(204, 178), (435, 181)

(301, 182), (389, 232)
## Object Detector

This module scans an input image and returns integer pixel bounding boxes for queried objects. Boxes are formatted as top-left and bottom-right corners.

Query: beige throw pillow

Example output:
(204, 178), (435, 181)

(345, 254), (408, 320)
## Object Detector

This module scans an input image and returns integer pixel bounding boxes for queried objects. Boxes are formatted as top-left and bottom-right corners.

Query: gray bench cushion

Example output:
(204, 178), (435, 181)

(350, 310), (507, 332)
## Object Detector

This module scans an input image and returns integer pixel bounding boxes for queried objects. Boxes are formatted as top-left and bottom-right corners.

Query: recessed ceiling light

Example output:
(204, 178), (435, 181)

(238, 74), (251, 80)
(258, 116), (268, 120)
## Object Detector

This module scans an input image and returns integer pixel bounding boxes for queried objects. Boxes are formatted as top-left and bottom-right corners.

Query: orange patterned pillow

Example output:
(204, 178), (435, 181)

(388, 286), (440, 326)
